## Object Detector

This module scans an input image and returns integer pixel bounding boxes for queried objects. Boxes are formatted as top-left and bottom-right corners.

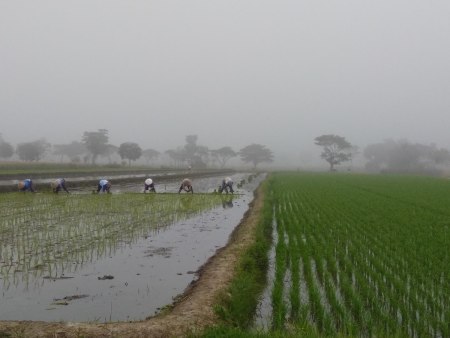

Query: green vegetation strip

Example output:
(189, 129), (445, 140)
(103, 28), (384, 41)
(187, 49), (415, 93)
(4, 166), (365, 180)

(192, 179), (273, 337)
(0, 192), (224, 285)
(197, 172), (450, 338)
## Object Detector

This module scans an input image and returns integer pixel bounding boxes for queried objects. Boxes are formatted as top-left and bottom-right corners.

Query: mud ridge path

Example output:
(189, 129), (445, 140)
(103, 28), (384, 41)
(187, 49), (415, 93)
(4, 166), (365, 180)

(0, 184), (265, 338)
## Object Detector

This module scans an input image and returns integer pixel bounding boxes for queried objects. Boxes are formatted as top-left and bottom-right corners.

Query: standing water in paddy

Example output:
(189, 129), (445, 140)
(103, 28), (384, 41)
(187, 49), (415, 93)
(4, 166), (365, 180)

(0, 173), (264, 322)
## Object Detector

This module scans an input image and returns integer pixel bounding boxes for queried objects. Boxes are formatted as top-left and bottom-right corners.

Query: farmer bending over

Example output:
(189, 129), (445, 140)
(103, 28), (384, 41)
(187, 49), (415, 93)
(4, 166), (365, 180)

(18, 179), (35, 192)
(96, 179), (111, 193)
(178, 178), (193, 193)
(218, 177), (234, 194)
(51, 178), (70, 194)
(144, 178), (155, 193)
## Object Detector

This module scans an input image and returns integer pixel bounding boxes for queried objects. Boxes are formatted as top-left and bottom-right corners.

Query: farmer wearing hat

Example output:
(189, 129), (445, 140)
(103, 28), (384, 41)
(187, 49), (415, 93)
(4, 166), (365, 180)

(51, 178), (70, 193)
(144, 178), (156, 193)
(18, 179), (35, 192)
(96, 179), (111, 193)
(218, 177), (234, 194)
(178, 178), (193, 193)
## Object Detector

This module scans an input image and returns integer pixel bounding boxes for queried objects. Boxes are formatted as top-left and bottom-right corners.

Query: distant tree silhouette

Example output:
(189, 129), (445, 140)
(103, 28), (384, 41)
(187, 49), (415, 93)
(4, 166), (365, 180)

(165, 148), (185, 167)
(118, 142), (142, 166)
(211, 146), (236, 168)
(142, 148), (160, 165)
(0, 141), (14, 159)
(82, 129), (109, 165)
(53, 141), (86, 162)
(182, 135), (209, 168)
(314, 134), (352, 171)
(16, 139), (50, 162)
(364, 139), (450, 174)
(239, 144), (273, 169)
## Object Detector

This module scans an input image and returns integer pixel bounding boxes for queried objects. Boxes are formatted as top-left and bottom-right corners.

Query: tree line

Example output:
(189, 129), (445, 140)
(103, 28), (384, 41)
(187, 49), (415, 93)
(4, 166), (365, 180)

(1, 132), (449, 174)
(314, 134), (450, 174)
(0, 131), (274, 169)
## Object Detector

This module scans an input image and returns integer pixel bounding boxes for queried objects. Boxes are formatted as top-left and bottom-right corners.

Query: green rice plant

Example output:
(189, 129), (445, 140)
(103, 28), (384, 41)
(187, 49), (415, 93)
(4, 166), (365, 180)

(259, 172), (449, 337)
(0, 192), (226, 283)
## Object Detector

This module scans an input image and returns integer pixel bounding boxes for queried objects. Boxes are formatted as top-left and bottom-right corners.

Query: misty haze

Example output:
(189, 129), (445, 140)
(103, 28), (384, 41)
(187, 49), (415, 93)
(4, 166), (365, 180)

(1, 1), (450, 172)
(1, 2), (449, 337)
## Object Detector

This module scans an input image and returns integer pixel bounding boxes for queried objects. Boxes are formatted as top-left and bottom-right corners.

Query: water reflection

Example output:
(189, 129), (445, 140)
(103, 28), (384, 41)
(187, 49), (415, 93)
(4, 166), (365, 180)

(0, 193), (224, 289)
(221, 195), (234, 209)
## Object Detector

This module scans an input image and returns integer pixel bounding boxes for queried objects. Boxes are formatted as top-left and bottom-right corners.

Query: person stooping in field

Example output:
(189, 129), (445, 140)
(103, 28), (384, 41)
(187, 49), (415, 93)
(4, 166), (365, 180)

(18, 179), (35, 192)
(144, 178), (155, 193)
(178, 178), (193, 193)
(218, 177), (234, 194)
(95, 179), (111, 193)
(51, 178), (70, 194)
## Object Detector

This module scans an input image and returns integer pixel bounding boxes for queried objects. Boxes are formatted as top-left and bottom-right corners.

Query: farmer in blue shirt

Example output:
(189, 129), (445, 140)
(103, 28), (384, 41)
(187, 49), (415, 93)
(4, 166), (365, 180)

(218, 177), (234, 194)
(18, 179), (35, 192)
(96, 179), (111, 193)
(51, 178), (70, 193)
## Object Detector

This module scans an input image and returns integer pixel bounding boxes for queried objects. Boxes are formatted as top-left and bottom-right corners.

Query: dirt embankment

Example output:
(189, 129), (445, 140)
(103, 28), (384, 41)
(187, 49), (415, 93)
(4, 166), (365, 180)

(0, 183), (265, 338)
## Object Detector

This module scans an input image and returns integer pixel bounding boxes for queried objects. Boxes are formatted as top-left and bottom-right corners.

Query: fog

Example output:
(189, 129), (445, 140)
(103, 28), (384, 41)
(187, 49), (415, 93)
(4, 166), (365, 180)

(1, 1), (450, 168)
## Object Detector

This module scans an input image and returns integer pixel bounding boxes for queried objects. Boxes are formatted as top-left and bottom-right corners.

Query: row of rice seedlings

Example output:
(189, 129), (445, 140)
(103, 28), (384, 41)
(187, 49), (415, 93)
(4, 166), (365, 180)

(271, 204), (288, 330)
(330, 175), (446, 335)
(265, 172), (449, 337)
(335, 185), (449, 337)
(0, 192), (226, 285)
(320, 189), (445, 336)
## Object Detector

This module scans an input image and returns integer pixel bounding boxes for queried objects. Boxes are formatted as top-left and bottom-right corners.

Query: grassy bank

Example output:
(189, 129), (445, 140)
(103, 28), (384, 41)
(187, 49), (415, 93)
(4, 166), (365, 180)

(191, 178), (274, 337)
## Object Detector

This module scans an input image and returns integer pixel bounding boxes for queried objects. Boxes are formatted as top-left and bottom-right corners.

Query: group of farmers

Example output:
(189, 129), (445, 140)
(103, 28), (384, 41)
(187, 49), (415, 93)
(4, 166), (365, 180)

(17, 176), (235, 195)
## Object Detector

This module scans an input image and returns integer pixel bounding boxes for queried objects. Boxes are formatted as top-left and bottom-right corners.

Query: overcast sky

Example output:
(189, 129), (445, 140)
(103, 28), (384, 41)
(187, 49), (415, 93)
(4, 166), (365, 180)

(1, 1), (450, 165)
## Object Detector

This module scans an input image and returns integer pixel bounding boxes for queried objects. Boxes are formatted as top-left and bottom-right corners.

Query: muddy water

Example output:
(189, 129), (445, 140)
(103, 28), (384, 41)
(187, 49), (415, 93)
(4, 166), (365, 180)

(0, 173), (264, 322)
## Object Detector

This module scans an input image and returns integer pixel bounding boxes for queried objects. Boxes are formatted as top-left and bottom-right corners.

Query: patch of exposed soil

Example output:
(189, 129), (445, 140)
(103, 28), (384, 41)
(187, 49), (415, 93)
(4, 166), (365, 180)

(0, 184), (265, 338)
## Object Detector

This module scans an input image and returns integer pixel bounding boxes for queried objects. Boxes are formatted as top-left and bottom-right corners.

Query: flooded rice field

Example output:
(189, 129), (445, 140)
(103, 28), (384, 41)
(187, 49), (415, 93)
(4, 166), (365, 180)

(0, 173), (264, 322)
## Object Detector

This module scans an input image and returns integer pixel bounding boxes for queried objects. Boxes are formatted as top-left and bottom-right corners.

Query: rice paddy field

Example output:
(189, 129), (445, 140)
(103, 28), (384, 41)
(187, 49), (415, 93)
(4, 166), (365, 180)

(253, 172), (449, 338)
(0, 173), (261, 322)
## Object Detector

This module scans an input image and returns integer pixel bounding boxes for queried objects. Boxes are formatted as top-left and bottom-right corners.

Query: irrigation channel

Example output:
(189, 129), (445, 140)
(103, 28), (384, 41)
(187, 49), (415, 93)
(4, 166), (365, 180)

(0, 172), (264, 322)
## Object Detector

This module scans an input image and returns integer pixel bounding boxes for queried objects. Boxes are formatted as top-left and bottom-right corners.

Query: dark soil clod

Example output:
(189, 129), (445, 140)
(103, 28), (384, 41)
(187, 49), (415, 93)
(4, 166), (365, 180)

(98, 275), (114, 280)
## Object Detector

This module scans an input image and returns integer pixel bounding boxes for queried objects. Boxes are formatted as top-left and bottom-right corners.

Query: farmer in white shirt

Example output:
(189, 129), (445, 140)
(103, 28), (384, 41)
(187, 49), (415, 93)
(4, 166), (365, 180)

(219, 177), (234, 194)
(144, 178), (155, 193)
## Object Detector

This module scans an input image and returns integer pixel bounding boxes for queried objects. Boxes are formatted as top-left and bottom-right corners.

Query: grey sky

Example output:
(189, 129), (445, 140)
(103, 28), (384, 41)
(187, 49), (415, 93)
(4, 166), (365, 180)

(1, 1), (450, 165)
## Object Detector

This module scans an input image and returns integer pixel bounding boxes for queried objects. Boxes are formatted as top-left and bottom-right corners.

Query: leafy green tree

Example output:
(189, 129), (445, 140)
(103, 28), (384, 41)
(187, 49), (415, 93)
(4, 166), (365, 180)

(142, 148), (160, 165)
(16, 139), (50, 162)
(314, 134), (352, 171)
(211, 146), (237, 168)
(82, 129), (109, 165)
(239, 144), (273, 169)
(118, 142), (142, 166)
